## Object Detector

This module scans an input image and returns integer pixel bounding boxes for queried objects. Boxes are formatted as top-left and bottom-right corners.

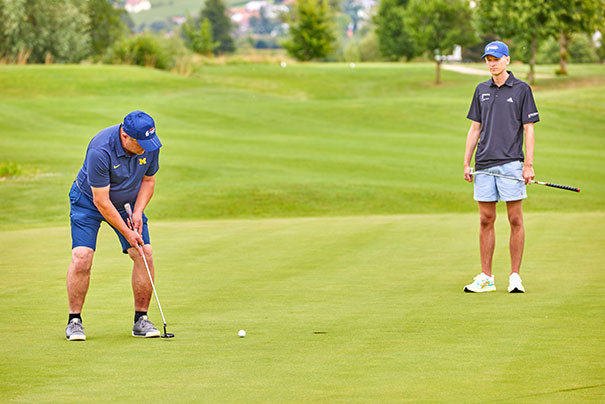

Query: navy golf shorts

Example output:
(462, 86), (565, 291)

(69, 182), (150, 253)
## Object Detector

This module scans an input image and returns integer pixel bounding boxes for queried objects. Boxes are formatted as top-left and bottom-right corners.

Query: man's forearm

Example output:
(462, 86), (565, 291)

(94, 198), (131, 236)
(134, 176), (155, 215)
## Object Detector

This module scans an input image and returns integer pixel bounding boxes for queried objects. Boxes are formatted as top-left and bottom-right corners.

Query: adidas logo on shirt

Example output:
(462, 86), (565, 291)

(506, 97), (514, 103)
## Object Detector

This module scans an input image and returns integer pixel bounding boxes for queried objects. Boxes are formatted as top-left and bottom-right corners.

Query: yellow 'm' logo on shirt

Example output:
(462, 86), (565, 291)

(139, 158), (147, 165)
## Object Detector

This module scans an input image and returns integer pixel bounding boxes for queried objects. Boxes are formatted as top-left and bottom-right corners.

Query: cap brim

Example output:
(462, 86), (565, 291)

(137, 135), (162, 152)
(482, 51), (507, 59)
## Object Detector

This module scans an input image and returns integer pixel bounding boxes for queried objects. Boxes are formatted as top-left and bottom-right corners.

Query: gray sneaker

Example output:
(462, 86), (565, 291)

(132, 315), (161, 338)
(65, 318), (86, 341)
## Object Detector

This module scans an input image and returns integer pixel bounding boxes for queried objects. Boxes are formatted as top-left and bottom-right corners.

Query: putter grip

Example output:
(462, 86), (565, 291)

(124, 203), (133, 216)
(123, 203), (135, 232)
(545, 183), (580, 192)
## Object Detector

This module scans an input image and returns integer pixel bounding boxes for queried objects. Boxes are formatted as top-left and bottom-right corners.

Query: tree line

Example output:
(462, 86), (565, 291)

(1, 0), (603, 84)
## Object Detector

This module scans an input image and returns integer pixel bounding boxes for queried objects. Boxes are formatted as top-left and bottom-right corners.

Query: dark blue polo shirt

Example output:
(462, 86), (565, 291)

(75, 124), (160, 210)
(467, 71), (539, 170)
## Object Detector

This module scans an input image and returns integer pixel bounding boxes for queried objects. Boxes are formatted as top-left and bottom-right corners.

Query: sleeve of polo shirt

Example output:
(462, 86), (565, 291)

(86, 148), (111, 187)
(521, 84), (540, 124)
(466, 86), (481, 122)
(145, 150), (159, 176)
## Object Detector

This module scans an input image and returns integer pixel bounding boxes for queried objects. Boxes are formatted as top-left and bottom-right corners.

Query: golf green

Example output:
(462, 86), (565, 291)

(1, 213), (603, 402)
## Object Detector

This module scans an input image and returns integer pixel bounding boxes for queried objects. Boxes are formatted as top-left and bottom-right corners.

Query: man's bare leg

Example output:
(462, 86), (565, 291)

(128, 245), (154, 312)
(67, 246), (95, 313)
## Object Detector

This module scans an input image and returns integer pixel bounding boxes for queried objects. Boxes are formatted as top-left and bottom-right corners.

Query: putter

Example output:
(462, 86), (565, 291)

(469, 169), (580, 192)
(124, 203), (175, 338)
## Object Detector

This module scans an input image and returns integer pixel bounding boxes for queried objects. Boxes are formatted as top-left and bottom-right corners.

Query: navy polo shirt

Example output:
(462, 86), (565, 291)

(467, 71), (539, 170)
(75, 124), (160, 210)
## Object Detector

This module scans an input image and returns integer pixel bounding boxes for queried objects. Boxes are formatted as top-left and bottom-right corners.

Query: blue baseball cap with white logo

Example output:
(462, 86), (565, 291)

(481, 41), (509, 59)
(122, 111), (162, 152)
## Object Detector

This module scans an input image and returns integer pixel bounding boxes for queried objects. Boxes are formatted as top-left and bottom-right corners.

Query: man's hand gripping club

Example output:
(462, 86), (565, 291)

(124, 203), (144, 253)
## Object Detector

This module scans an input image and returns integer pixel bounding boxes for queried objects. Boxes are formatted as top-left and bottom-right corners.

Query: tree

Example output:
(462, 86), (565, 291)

(86, 0), (130, 58)
(201, 0), (235, 55)
(549, 0), (604, 75)
(283, 0), (336, 61)
(476, 0), (555, 84)
(407, 0), (475, 84)
(373, 0), (416, 61)
(183, 13), (217, 56)
(0, 0), (90, 63)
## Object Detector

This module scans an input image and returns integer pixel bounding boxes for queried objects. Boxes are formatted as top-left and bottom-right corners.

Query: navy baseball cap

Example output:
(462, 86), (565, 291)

(122, 111), (162, 151)
(481, 41), (509, 59)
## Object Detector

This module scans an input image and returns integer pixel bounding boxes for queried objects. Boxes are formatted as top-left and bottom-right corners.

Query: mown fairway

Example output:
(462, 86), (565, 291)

(0, 63), (604, 402)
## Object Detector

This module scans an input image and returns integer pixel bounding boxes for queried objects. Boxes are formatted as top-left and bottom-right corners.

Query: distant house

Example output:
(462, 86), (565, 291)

(231, 1), (290, 36)
(172, 16), (187, 26)
(125, 0), (151, 14)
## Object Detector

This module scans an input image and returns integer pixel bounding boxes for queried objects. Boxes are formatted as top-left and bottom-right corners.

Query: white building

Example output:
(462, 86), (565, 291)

(125, 0), (151, 14)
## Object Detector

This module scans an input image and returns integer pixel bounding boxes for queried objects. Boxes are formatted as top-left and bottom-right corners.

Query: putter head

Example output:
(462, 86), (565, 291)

(161, 325), (175, 338)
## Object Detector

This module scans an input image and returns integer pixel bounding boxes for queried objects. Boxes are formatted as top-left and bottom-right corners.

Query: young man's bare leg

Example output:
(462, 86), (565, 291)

(506, 200), (525, 275)
(478, 201), (497, 276)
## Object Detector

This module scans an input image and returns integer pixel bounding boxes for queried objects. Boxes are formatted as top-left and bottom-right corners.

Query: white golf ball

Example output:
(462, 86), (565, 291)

(280, 61), (287, 68)
(349, 62), (355, 68)
(238, 329), (246, 338)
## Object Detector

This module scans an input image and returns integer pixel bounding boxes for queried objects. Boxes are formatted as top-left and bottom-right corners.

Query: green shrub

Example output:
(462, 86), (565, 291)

(537, 33), (600, 65)
(343, 40), (361, 62)
(358, 30), (382, 62)
(104, 33), (187, 70)
(0, 162), (22, 178)
(568, 33), (599, 63)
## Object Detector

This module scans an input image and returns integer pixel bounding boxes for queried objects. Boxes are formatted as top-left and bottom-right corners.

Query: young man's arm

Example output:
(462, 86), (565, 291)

(463, 121), (482, 182)
(91, 186), (143, 248)
(523, 123), (535, 184)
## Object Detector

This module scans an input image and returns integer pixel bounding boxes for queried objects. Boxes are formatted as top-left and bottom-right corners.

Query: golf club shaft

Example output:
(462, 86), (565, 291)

(139, 250), (168, 327)
(124, 203), (168, 327)
(470, 169), (580, 192)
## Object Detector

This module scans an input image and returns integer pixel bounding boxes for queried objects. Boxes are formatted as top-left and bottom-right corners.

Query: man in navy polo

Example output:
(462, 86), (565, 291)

(462, 41), (539, 293)
(66, 111), (163, 341)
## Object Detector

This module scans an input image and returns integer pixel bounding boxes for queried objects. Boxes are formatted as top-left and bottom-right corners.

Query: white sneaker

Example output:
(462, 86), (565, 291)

(464, 273), (496, 293)
(508, 273), (525, 293)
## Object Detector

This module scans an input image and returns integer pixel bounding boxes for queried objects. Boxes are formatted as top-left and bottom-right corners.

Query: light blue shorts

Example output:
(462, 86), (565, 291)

(474, 161), (527, 202)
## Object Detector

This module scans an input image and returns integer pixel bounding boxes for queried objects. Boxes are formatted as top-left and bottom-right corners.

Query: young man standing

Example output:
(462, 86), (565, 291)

(66, 111), (163, 340)
(463, 41), (540, 293)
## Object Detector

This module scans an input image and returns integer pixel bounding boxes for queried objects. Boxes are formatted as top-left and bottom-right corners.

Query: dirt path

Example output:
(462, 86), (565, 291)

(443, 64), (553, 79)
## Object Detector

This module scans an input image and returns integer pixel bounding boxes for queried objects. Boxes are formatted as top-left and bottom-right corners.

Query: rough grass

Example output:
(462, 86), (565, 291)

(0, 63), (603, 229)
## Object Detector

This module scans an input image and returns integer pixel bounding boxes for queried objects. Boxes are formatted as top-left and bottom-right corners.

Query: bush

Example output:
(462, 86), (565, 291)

(535, 37), (560, 64)
(358, 30), (382, 62)
(0, 162), (22, 178)
(104, 33), (187, 70)
(0, 0), (91, 63)
(343, 40), (361, 62)
(537, 33), (600, 65)
(568, 33), (599, 63)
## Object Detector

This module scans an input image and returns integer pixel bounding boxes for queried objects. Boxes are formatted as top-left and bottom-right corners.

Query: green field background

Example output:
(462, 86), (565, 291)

(0, 63), (604, 402)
